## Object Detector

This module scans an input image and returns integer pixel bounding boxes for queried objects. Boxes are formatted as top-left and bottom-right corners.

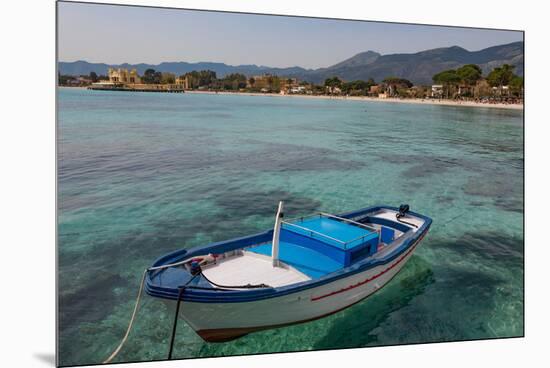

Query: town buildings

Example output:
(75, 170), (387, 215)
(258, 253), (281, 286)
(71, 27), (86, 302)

(108, 68), (141, 84)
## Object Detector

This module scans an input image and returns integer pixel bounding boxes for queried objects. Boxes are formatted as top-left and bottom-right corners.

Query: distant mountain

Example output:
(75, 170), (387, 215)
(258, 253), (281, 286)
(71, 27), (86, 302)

(328, 50), (381, 69)
(301, 41), (523, 85)
(59, 41), (523, 85)
(58, 60), (311, 79)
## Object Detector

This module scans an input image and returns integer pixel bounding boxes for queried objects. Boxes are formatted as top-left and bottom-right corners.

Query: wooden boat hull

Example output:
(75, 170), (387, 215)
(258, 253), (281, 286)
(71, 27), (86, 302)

(182, 233), (423, 342)
(146, 205), (431, 342)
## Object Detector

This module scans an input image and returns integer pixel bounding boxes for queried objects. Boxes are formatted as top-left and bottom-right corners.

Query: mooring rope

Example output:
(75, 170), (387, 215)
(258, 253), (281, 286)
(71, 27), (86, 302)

(167, 273), (200, 360)
(103, 269), (148, 364)
(395, 213), (419, 228)
(102, 257), (197, 364)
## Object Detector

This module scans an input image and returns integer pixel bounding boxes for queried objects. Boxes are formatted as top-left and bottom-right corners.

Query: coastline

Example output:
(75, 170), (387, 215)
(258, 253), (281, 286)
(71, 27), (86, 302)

(61, 86), (523, 111)
(185, 90), (523, 110)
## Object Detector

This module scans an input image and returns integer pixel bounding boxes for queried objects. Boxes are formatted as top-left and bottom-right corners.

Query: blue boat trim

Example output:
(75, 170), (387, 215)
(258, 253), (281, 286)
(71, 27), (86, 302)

(284, 216), (376, 249)
(145, 205), (432, 303)
(248, 242), (344, 279)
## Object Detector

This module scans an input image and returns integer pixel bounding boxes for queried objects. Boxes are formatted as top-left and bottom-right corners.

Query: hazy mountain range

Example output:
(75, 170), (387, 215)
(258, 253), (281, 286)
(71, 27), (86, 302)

(59, 41), (523, 85)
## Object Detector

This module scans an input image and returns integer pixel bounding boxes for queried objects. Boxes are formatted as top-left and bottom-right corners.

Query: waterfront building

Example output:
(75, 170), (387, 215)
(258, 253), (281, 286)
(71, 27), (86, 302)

(108, 68), (141, 84)
(175, 75), (190, 89)
(90, 68), (184, 93)
(431, 84), (444, 97)
(326, 86), (342, 95)
(289, 86), (306, 94)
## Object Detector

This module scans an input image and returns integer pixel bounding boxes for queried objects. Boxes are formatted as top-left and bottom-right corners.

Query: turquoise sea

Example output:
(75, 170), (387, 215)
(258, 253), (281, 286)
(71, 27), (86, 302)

(57, 88), (523, 366)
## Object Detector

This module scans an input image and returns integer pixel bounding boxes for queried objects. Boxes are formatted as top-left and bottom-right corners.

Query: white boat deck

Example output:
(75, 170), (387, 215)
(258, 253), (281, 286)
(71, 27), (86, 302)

(201, 251), (311, 288)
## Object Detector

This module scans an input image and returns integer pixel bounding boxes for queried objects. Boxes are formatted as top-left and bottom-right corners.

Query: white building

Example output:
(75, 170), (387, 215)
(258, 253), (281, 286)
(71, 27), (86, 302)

(431, 85), (444, 97)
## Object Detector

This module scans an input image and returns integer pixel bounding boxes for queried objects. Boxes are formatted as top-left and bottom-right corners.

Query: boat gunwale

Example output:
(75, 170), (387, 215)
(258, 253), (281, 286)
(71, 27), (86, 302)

(145, 205), (432, 303)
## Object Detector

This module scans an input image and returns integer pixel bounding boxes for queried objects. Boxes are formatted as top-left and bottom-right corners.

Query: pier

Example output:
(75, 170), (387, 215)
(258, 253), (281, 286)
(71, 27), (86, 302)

(86, 68), (187, 93)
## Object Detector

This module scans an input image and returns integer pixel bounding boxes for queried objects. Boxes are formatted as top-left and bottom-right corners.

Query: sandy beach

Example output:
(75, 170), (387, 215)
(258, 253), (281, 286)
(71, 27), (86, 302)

(63, 87), (523, 111)
(185, 90), (523, 110)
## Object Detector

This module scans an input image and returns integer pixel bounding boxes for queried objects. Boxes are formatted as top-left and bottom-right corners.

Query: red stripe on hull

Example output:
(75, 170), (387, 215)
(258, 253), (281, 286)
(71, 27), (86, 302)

(311, 232), (426, 301)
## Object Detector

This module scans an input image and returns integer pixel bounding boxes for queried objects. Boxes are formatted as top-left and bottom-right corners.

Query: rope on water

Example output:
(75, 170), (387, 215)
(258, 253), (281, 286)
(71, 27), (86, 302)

(440, 212), (466, 228)
(103, 269), (148, 364)
(102, 257), (196, 364)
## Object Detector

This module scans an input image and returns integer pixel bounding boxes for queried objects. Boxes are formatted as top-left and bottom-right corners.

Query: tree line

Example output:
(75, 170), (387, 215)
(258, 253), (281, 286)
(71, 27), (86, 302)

(58, 71), (103, 86)
(432, 63), (523, 99)
(59, 63), (524, 100)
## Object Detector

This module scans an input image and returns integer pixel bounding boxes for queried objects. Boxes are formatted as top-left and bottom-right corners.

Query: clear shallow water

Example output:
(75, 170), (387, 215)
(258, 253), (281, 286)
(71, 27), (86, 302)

(58, 88), (523, 366)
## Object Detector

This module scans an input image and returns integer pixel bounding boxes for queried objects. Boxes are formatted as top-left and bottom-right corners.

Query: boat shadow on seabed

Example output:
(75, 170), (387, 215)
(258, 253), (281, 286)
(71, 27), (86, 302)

(312, 255), (434, 350)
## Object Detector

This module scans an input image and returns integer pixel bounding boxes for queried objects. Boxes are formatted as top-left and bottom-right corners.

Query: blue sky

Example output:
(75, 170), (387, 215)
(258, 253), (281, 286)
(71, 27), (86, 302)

(58, 2), (523, 69)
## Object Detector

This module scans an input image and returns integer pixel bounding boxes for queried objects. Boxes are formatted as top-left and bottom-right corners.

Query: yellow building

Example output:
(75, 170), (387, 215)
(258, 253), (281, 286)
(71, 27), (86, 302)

(108, 68), (141, 84)
(175, 75), (190, 89)
(89, 68), (185, 93)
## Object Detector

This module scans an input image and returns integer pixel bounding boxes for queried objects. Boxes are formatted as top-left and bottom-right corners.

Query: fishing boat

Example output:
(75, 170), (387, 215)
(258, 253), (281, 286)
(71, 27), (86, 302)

(145, 203), (432, 343)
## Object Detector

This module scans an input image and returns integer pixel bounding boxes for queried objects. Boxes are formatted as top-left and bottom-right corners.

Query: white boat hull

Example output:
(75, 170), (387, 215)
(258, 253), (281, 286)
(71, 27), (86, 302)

(180, 238), (421, 342)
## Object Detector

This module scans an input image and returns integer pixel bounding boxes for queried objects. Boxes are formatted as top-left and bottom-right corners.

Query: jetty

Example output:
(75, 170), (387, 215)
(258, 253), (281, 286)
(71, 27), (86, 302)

(87, 67), (186, 93)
